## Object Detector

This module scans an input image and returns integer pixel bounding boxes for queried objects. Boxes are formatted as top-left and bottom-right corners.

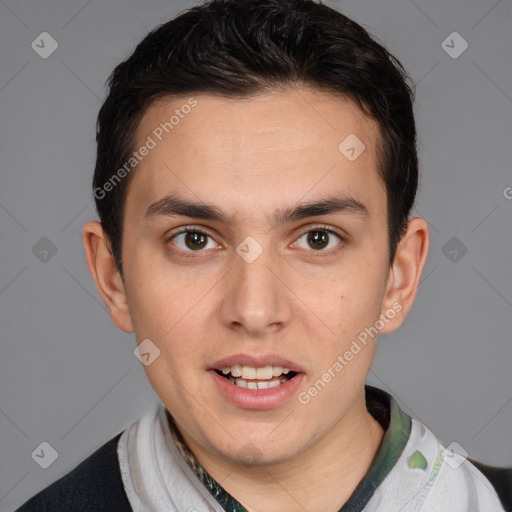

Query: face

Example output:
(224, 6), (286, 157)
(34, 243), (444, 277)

(113, 88), (396, 465)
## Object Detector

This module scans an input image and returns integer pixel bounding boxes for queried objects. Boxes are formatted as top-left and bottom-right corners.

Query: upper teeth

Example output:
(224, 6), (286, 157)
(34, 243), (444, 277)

(221, 365), (290, 379)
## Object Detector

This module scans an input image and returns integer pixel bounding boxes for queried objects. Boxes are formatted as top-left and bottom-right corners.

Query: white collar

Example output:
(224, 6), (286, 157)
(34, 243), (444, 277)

(117, 401), (225, 512)
(117, 399), (505, 511)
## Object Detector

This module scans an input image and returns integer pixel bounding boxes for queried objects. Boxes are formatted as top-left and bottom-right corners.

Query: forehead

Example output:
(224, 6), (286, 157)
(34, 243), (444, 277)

(126, 87), (385, 224)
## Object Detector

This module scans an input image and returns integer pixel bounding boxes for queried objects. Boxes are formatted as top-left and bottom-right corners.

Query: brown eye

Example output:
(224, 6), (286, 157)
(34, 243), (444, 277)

(169, 230), (218, 252)
(295, 228), (342, 252)
(307, 230), (329, 250)
(184, 231), (208, 250)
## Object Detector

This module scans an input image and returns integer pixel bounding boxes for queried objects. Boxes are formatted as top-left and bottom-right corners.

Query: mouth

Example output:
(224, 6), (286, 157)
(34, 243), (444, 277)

(214, 365), (298, 390)
(208, 355), (305, 409)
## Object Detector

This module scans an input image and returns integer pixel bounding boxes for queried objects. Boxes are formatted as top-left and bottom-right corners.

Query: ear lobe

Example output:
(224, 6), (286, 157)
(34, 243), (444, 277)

(379, 217), (429, 333)
(82, 220), (134, 333)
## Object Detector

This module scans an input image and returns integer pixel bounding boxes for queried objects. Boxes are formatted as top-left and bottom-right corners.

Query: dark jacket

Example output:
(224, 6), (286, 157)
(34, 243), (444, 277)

(15, 432), (132, 512)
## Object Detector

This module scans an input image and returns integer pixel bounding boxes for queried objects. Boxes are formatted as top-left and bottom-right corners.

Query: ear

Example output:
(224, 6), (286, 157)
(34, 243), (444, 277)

(379, 217), (429, 333)
(82, 220), (134, 333)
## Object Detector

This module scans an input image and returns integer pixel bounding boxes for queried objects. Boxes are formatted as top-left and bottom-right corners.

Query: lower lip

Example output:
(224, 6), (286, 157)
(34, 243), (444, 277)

(209, 370), (305, 410)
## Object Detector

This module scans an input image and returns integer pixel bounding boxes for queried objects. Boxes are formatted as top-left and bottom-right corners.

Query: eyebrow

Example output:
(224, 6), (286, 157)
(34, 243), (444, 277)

(144, 193), (369, 228)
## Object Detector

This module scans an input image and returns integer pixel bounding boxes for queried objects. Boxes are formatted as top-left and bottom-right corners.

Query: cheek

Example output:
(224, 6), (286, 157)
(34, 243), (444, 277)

(323, 263), (386, 339)
(126, 273), (217, 377)
(124, 248), (206, 334)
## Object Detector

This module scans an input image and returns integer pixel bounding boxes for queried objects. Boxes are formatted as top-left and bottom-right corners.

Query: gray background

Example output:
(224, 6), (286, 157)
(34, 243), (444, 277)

(0, 0), (511, 510)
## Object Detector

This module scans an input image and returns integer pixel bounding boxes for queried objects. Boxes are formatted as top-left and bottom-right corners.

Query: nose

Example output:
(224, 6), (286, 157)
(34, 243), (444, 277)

(219, 242), (293, 337)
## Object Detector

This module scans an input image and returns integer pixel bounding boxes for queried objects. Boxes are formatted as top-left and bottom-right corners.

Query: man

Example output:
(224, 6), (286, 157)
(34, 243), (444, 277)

(15, 0), (509, 510)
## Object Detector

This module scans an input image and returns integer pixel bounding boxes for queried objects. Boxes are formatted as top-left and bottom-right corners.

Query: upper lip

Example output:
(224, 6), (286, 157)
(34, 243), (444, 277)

(210, 353), (304, 373)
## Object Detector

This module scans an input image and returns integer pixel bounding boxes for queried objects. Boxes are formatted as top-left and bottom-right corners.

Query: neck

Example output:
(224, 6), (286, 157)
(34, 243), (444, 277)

(176, 387), (385, 512)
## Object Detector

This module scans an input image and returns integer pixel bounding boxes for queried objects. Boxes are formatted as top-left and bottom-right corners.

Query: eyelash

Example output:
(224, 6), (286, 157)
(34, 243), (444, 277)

(166, 224), (346, 259)
(294, 224), (345, 257)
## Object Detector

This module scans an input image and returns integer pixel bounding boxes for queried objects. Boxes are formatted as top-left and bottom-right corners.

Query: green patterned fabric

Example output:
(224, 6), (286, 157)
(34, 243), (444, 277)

(166, 385), (411, 512)
(167, 412), (248, 512)
(339, 386), (411, 511)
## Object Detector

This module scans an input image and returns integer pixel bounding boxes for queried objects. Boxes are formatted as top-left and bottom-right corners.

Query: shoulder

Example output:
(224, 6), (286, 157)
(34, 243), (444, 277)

(14, 432), (132, 512)
(406, 419), (509, 511)
(368, 417), (509, 511)
(425, 451), (506, 509)
(468, 459), (512, 511)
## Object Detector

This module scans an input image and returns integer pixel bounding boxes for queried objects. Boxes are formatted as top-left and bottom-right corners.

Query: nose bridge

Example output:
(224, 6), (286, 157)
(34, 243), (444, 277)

(221, 237), (291, 333)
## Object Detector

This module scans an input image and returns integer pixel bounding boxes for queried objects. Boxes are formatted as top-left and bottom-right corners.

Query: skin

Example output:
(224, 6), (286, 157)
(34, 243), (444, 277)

(82, 87), (429, 512)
